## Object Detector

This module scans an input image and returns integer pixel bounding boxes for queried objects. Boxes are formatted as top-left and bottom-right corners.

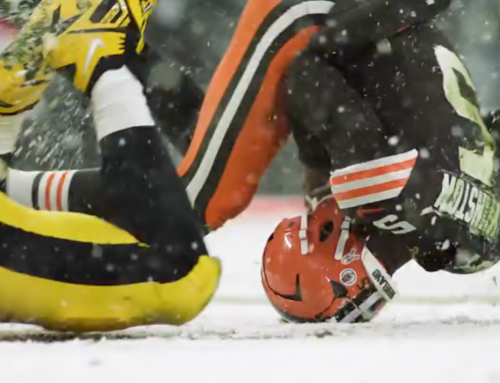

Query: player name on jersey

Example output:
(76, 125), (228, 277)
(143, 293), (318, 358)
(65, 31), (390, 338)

(434, 173), (500, 241)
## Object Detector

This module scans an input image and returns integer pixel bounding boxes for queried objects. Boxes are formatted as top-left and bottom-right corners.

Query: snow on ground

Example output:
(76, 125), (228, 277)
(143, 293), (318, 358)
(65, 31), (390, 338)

(2, 301), (500, 383)
(2, 198), (500, 383)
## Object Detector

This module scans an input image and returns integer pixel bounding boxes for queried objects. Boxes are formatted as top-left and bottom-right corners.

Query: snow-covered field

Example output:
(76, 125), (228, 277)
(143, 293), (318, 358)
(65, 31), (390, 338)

(1, 198), (500, 383)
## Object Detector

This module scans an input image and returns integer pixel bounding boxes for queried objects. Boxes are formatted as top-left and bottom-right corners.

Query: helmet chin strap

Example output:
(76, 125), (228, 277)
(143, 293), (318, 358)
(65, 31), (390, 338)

(361, 246), (398, 302)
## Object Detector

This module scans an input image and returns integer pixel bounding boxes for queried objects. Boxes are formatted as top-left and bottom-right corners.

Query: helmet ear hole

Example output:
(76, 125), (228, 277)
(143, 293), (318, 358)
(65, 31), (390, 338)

(319, 221), (334, 242)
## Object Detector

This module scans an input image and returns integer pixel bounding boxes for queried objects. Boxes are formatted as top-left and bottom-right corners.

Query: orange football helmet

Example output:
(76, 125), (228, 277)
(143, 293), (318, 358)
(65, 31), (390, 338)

(261, 197), (397, 323)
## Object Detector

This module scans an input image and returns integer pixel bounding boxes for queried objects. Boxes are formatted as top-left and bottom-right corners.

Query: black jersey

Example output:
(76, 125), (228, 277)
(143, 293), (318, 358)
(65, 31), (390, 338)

(285, 23), (500, 275)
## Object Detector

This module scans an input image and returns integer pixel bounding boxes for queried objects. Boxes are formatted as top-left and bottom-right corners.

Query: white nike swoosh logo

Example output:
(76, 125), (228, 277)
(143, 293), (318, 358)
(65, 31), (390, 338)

(84, 38), (105, 76)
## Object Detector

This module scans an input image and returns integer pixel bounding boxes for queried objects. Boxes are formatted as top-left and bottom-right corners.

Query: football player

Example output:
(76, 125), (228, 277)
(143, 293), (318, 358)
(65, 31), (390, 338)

(262, 6), (500, 321)
(0, 0), (220, 332)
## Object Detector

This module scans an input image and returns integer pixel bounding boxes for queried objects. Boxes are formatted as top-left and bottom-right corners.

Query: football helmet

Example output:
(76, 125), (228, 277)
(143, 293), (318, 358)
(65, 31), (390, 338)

(261, 197), (397, 323)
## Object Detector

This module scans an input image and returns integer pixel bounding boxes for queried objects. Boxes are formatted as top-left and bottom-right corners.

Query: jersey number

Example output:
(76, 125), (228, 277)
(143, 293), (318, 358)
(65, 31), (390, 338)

(434, 45), (495, 186)
(372, 214), (416, 235)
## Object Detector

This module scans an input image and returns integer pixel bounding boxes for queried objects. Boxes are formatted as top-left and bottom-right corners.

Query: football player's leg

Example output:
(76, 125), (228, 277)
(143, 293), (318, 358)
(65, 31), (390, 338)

(89, 65), (205, 257)
(1, 46), (201, 215)
(0, 64), (219, 333)
(178, 0), (335, 231)
(45, 20), (222, 320)
(87, 58), (220, 323)
(0, 218), (219, 332)
(2, 67), (198, 252)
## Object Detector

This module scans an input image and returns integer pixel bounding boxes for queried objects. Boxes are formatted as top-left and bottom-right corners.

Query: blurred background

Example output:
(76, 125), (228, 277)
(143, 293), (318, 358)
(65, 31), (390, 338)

(1, 0), (500, 197)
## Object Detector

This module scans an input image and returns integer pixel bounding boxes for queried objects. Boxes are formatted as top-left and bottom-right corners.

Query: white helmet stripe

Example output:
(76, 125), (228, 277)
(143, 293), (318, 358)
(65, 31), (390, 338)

(299, 213), (309, 255)
(334, 217), (352, 260)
